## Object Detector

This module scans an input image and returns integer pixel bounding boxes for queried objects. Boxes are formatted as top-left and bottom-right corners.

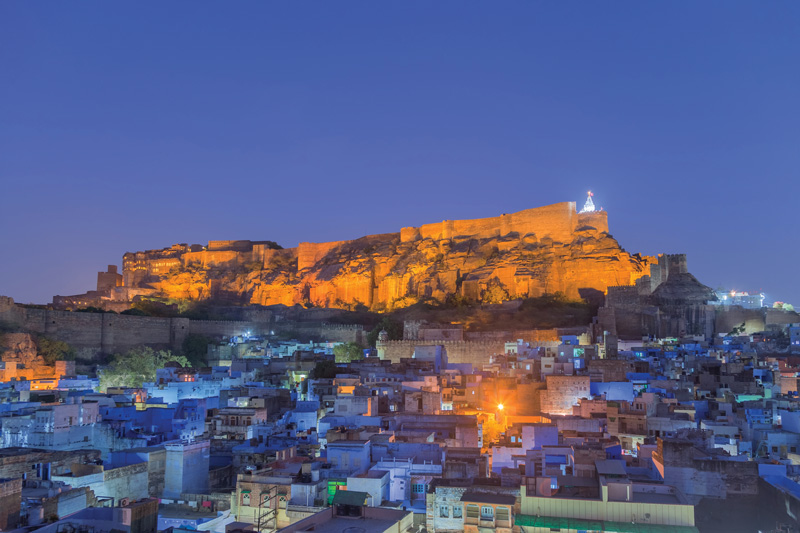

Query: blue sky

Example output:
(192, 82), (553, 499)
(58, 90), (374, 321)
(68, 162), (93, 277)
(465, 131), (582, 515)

(1, 2), (798, 305)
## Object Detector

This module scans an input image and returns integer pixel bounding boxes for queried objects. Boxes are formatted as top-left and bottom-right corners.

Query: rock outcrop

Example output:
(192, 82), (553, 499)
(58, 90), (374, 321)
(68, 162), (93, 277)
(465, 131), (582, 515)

(117, 201), (656, 310)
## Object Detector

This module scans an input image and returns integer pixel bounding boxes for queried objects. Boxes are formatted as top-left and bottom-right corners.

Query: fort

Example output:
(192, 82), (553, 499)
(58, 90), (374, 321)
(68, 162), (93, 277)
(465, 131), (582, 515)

(53, 200), (656, 312)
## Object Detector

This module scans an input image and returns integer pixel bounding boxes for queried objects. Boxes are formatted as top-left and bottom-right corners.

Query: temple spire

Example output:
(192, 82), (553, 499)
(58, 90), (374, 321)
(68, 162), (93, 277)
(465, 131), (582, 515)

(580, 191), (596, 213)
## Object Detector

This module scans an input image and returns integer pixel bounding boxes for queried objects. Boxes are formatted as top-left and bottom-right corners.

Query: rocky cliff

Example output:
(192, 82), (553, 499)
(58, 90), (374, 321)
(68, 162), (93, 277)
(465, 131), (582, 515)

(127, 202), (656, 310)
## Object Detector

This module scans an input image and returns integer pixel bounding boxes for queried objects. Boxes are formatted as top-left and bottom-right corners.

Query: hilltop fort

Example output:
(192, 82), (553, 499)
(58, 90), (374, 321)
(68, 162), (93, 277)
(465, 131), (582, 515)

(54, 200), (662, 312)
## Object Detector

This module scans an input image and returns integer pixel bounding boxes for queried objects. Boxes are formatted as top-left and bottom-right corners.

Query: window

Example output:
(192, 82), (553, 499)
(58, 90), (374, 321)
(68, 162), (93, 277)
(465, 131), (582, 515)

(412, 483), (426, 494)
(440, 505), (449, 518)
(481, 506), (494, 519)
(453, 505), (462, 519)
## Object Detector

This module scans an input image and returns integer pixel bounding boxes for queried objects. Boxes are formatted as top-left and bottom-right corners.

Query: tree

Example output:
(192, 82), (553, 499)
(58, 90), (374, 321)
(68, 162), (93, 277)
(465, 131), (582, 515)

(99, 346), (190, 391)
(37, 337), (76, 365)
(128, 299), (178, 317)
(333, 342), (365, 363)
(120, 308), (148, 316)
(481, 416), (504, 447)
(310, 359), (340, 379)
(181, 333), (211, 367)
(728, 322), (746, 336)
(366, 317), (403, 347)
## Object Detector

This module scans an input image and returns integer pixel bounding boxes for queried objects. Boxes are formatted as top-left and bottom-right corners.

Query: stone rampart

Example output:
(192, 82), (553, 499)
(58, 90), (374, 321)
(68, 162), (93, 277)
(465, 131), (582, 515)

(463, 329), (561, 342)
(273, 323), (365, 344)
(402, 202), (582, 243)
(1, 297), (365, 355)
(576, 211), (609, 233)
(297, 240), (349, 270)
(182, 250), (240, 269)
(377, 339), (506, 366)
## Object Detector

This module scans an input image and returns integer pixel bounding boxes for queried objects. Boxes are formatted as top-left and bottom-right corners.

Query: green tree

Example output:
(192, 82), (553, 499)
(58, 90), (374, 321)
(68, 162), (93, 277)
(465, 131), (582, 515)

(99, 346), (190, 391)
(366, 317), (403, 347)
(310, 359), (340, 379)
(333, 342), (365, 363)
(128, 299), (178, 317)
(181, 333), (211, 367)
(120, 307), (148, 316)
(37, 337), (76, 365)
(481, 417), (504, 447)
(728, 322), (746, 336)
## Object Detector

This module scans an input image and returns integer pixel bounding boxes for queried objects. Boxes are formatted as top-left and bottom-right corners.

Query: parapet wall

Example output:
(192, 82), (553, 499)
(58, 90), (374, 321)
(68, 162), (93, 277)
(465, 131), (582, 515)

(377, 337), (567, 366)
(401, 202), (591, 243)
(377, 340), (507, 366)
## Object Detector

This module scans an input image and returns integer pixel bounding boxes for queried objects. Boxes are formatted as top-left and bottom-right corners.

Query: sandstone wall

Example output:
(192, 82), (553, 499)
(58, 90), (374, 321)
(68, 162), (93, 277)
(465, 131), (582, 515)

(182, 250), (241, 269)
(715, 307), (767, 335)
(462, 329), (561, 342)
(377, 339), (507, 366)
(1, 297), (364, 356)
(272, 323), (365, 344)
(402, 202), (582, 243)
(715, 306), (800, 335)
(576, 211), (609, 233)
(297, 240), (349, 271)
(0, 299), (254, 355)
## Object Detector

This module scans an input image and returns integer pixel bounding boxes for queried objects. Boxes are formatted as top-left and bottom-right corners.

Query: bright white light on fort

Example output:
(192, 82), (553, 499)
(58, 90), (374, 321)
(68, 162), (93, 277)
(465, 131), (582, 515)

(579, 191), (596, 213)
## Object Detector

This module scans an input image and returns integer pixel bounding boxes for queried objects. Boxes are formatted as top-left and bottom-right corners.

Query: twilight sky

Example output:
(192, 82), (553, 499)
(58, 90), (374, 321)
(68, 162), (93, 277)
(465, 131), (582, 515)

(1, 2), (798, 306)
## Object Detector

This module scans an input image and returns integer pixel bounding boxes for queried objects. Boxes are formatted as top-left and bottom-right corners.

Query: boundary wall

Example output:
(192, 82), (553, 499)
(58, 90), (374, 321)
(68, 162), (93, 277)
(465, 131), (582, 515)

(1, 296), (363, 355)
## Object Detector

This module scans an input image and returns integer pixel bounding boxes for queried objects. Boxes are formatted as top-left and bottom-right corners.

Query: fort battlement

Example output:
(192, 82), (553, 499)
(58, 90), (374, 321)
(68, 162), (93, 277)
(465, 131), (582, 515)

(400, 202), (608, 243)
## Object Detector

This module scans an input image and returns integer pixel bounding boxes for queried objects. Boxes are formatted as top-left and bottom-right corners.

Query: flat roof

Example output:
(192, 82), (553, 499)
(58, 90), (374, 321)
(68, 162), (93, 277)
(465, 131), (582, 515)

(332, 490), (369, 506)
(595, 459), (628, 476)
(286, 515), (405, 533)
(516, 515), (699, 533)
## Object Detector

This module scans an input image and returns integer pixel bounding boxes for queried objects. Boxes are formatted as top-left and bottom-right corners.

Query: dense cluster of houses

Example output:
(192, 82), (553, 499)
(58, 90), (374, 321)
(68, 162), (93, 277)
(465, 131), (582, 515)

(1, 323), (800, 532)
